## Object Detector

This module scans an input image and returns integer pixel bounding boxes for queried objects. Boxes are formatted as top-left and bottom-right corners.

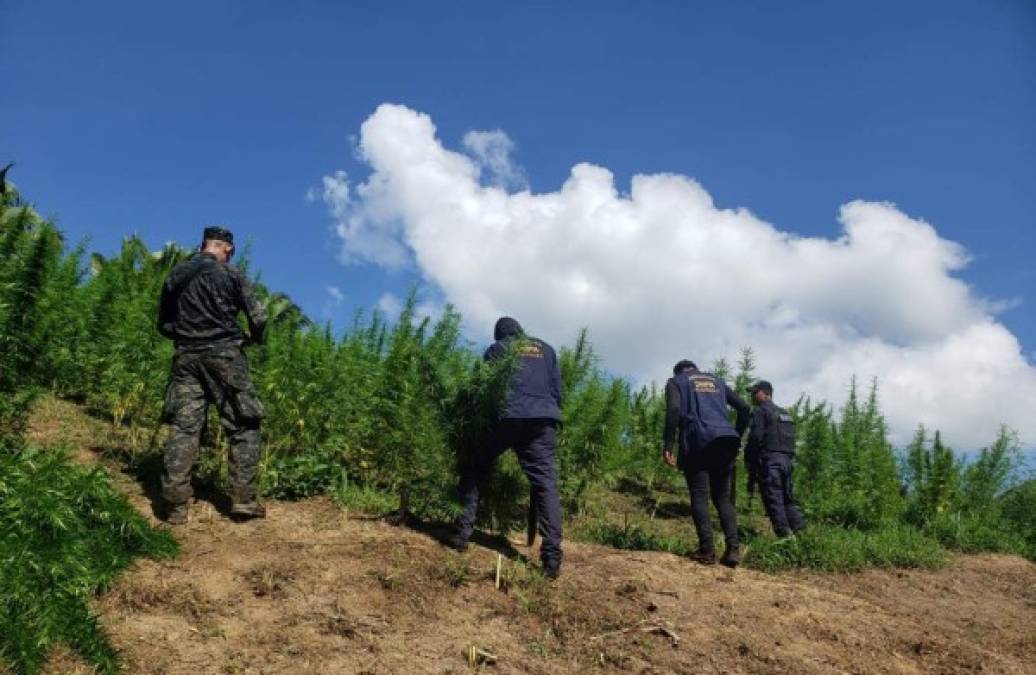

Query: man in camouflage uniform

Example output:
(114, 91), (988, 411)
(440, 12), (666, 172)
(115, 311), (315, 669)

(157, 226), (267, 524)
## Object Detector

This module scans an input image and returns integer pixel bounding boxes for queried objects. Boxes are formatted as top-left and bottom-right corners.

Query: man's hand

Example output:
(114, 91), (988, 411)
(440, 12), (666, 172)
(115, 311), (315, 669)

(663, 448), (677, 467)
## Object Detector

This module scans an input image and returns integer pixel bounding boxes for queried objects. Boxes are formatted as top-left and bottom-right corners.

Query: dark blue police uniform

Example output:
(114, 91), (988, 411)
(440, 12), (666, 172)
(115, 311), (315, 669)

(455, 318), (564, 573)
(748, 399), (805, 536)
(664, 365), (750, 562)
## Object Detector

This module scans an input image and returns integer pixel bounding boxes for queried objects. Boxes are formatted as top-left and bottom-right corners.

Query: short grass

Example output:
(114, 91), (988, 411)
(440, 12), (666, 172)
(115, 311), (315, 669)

(746, 524), (948, 572)
(572, 480), (951, 573)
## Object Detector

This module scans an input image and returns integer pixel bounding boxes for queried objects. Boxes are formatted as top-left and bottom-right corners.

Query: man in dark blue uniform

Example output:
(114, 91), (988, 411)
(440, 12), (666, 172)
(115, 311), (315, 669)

(451, 317), (564, 579)
(663, 360), (750, 567)
(746, 380), (805, 538)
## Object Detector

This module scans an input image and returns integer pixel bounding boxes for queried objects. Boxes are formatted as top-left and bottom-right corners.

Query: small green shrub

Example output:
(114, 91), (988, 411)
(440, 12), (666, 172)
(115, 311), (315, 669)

(261, 448), (344, 500)
(925, 511), (1030, 557)
(999, 479), (1036, 561)
(0, 446), (178, 674)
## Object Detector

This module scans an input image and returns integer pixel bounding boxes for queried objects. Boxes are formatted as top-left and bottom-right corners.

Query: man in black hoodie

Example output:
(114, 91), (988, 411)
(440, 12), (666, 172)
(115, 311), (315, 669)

(451, 317), (565, 578)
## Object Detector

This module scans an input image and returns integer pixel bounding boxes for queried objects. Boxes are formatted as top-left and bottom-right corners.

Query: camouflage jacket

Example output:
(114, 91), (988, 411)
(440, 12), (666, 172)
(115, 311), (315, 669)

(157, 252), (266, 347)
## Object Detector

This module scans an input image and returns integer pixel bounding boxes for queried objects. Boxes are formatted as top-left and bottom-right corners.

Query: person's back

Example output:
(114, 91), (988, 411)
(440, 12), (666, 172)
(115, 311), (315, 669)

(671, 370), (740, 455)
(663, 360), (749, 567)
(158, 252), (264, 347)
(484, 317), (562, 422)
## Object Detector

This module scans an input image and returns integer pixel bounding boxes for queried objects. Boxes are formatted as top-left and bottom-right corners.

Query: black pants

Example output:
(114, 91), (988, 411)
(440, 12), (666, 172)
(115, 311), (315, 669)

(683, 437), (740, 554)
(761, 453), (805, 536)
(456, 420), (563, 567)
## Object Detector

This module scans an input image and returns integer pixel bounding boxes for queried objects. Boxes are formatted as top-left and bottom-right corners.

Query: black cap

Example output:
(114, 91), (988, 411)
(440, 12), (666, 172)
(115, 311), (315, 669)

(673, 360), (697, 375)
(202, 226), (234, 244)
(747, 380), (773, 396)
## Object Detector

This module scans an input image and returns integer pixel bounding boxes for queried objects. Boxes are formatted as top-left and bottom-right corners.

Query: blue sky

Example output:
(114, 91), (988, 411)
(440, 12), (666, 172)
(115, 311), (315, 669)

(3, 1), (1035, 448)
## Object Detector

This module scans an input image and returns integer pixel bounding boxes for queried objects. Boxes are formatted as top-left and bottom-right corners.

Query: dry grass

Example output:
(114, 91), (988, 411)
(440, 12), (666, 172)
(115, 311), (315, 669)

(26, 397), (1036, 674)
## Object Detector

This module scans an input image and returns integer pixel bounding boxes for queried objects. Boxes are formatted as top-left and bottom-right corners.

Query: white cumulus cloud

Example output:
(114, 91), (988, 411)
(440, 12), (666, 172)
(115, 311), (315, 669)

(319, 103), (1036, 450)
(463, 129), (527, 190)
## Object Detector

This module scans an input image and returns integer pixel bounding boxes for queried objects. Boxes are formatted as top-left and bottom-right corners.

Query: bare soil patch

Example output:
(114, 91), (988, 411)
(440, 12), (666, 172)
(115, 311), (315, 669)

(27, 398), (1036, 674)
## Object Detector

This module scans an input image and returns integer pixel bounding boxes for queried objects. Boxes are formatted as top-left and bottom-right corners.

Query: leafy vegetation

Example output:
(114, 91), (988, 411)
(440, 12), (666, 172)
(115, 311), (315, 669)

(0, 182), (178, 674)
(0, 447), (178, 674)
(0, 177), (1033, 668)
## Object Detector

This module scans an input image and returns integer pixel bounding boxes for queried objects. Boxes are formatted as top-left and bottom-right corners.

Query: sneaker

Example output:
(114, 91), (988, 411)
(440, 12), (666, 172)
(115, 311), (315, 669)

(164, 502), (188, 525)
(720, 546), (741, 568)
(691, 550), (717, 566)
(230, 501), (267, 521)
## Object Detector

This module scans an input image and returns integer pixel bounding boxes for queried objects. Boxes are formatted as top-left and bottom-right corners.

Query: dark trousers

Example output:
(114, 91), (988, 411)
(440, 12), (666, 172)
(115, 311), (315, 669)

(456, 420), (563, 566)
(683, 437), (740, 553)
(761, 453), (805, 536)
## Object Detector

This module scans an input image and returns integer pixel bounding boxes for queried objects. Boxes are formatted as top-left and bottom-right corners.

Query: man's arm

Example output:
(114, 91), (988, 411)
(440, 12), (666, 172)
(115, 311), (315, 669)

(549, 344), (563, 409)
(237, 273), (267, 345)
(747, 407), (763, 450)
(157, 259), (198, 339)
(725, 385), (751, 436)
(745, 408), (762, 492)
(157, 277), (177, 339)
(662, 378), (681, 464)
(763, 404), (781, 455)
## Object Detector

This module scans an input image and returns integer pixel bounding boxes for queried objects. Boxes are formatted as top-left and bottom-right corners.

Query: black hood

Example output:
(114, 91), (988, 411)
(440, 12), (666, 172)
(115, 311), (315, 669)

(673, 359), (698, 375)
(494, 316), (523, 341)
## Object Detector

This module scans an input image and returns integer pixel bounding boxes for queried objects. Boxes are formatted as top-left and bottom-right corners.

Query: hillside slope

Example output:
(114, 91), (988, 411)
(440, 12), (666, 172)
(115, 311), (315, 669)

(28, 399), (1036, 675)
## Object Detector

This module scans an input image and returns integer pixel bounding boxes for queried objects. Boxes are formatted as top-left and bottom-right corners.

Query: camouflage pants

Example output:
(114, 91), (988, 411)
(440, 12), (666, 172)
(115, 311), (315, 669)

(161, 344), (264, 505)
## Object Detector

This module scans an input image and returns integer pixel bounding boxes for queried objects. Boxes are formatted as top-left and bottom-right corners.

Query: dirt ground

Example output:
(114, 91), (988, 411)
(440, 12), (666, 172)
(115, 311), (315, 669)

(28, 398), (1036, 674)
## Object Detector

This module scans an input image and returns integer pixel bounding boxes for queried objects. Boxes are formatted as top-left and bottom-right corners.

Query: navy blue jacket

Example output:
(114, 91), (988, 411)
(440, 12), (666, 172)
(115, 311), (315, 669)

(485, 318), (562, 422)
(663, 369), (749, 456)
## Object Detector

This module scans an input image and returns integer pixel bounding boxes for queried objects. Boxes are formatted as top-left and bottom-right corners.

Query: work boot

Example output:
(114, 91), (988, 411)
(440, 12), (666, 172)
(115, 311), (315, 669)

(720, 545), (741, 568)
(690, 549), (717, 566)
(542, 561), (561, 581)
(164, 502), (188, 525)
(444, 531), (469, 553)
(230, 500), (266, 521)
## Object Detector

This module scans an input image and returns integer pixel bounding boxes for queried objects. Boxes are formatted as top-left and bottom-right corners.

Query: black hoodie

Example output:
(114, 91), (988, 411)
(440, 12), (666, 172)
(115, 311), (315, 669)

(485, 317), (563, 422)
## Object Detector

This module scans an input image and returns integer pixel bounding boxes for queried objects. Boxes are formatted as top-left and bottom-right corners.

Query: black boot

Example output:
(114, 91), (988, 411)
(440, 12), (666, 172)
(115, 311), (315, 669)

(444, 531), (469, 553)
(163, 502), (188, 525)
(720, 545), (741, 568)
(230, 500), (266, 521)
(690, 549), (717, 565)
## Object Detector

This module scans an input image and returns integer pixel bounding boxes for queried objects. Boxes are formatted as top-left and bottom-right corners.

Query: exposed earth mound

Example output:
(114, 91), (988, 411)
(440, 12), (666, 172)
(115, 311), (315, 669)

(27, 400), (1036, 675)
